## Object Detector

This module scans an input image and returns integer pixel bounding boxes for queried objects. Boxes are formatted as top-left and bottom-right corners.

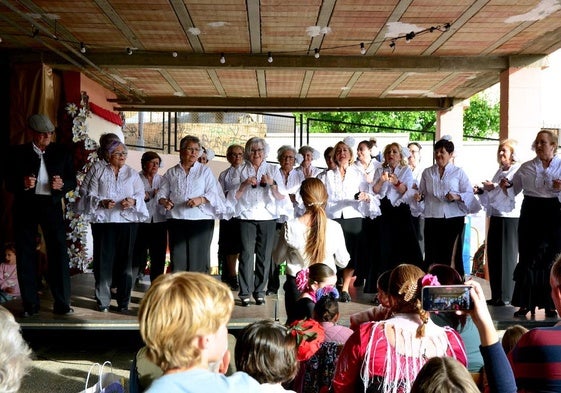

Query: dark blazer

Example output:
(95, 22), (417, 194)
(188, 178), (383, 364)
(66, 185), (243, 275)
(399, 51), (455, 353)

(6, 142), (77, 206)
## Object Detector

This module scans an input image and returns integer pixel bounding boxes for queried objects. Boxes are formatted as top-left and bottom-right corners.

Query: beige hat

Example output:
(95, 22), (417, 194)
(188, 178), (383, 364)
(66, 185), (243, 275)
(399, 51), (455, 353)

(28, 114), (55, 133)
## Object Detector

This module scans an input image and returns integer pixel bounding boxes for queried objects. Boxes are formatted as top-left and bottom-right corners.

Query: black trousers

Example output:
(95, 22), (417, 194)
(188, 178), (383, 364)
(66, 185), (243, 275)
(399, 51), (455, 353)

(424, 216), (465, 276)
(168, 219), (214, 273)
(487, 216), (518, 302)
(132, 221), (168, 282)
(238, 219), (276, 299)
(93, 222), (138, 308)
(14, 196), (71, 312)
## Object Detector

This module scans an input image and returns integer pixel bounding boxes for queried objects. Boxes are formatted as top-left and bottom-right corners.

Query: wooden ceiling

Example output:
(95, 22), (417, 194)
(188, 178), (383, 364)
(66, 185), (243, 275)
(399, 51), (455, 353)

(1, 0), (561, 112)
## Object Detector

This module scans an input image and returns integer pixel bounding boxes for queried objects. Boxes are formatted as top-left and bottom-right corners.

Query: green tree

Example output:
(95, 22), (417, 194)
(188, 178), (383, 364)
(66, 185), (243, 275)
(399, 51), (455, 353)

(296, 92), (499, 141)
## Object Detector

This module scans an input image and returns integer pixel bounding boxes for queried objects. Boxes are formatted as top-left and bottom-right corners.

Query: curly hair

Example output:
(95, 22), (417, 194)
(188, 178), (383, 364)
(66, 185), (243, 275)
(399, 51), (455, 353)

(0, 306), (32, 393)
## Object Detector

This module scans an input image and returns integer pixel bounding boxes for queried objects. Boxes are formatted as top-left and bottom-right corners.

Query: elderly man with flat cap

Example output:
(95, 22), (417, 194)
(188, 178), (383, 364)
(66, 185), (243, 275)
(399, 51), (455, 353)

(6, 114), (76, 317)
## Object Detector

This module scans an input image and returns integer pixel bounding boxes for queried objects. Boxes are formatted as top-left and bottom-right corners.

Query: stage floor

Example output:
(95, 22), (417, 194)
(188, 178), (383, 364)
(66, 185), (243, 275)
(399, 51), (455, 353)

(3, 273), (558, 331)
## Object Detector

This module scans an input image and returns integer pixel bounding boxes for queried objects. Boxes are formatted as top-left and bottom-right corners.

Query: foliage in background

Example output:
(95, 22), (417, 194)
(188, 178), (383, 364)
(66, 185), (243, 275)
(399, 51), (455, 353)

(296, 91), (499, 141)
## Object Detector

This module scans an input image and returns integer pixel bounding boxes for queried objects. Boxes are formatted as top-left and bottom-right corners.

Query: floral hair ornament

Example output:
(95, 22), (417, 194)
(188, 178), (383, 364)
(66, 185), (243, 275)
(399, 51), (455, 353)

(343, 136), (356, 148)
(287, 318), (325, 362)
(421, 274), (441, 287)
(296, 268), (310, 292)
(316, 285), (339, 300)
(295, 153), (304, 165)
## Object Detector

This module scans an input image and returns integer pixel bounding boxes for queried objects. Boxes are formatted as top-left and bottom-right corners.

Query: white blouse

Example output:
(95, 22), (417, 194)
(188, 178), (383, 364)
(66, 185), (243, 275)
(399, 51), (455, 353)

(273, 218), (350, 276)
(157, 161), (226, 220)
(511, 155), (561, 200)
(84, 162), (148, 223)
(478, 163), (521, 218)
(372, 164), (416, 207)
(418, 163), (480, 218)
(323, 165), (380, 219)
(229, 161), (289, 220)
(139, 172), (167, 223)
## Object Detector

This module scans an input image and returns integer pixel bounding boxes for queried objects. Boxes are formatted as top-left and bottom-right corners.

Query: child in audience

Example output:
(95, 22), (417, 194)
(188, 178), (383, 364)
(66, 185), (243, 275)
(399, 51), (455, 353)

(349, 269), (392, 330)
(235, 319), (298, 393)
(313, 294), (353, 344)
(501, 324), (528, 354)
(290, 263), (338, 324)
(138, 272), (262, 393)
(0, 244), (20, 302)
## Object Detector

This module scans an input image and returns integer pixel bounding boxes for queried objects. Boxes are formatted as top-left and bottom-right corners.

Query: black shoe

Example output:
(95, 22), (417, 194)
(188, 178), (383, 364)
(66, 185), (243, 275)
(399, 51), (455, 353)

(255, 298), (266, 306)
(514, 307), (535, 317)
(98, 306), (109, 312)
(266, 290), (277, 296)
(22, 305), (40, 318)
(340, 291), (351, 303)
(240, 299), (250, 307)
(53, 307), (74, 315)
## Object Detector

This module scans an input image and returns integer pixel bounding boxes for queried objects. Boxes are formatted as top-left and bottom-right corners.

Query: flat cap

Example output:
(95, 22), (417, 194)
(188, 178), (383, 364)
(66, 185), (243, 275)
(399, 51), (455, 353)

(28, 114), (55, 133)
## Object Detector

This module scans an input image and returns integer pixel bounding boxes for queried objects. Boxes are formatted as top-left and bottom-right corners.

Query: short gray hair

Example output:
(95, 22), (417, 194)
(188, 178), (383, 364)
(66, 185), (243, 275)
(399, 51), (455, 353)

(0, 306), (32, 393)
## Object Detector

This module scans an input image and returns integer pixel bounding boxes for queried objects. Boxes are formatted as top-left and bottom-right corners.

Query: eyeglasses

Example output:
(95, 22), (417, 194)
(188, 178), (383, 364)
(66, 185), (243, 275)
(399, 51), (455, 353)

(111, 152), (127, 157)
(228, 153), (244, 157)
(281, 156), (295, 160)
(251, 148), (264, 154)
(183, 147), (200, 153)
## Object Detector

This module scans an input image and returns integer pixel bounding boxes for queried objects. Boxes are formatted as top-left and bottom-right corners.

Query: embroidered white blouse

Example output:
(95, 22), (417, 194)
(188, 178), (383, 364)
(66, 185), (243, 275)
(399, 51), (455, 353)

(139, 171), (167, 223)
(510, 155), (561, 200)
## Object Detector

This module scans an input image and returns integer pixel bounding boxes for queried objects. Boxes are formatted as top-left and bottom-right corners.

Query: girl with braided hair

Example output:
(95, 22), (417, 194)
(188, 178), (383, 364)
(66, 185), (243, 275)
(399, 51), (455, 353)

(332, 264), (467, 393)
(273, 178), (350, 324)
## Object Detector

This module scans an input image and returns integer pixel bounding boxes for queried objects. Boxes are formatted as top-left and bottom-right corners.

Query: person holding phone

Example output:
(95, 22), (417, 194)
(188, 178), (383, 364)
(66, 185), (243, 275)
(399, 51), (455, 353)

(332, 264), (466, 393)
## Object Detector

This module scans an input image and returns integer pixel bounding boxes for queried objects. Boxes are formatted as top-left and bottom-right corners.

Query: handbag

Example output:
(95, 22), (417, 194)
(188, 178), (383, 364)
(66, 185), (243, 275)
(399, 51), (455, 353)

(81, 361), (125, 393)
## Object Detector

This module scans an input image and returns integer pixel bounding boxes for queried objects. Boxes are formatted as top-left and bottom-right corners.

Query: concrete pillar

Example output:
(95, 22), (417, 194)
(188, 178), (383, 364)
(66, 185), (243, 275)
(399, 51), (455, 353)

(436, 100), (467, 164)
(500, 66), (543, 161)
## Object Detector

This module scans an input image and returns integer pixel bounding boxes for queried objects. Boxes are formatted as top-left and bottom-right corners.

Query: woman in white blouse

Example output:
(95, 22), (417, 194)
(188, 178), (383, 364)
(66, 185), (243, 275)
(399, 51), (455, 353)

(273, 178), (349, 322)
(295, 145), (322, 180)
(132, 151), (167, 284)
(372, 142), (423, 273)
(83, 141), (148, 312)
(475, 139), (521, 307)
(322, 140), (377, 302)
(157, 135), (225, 274)
(509, 130), (561, 318)
(231, 137), (287, 307)
(415, 137), (480, 277)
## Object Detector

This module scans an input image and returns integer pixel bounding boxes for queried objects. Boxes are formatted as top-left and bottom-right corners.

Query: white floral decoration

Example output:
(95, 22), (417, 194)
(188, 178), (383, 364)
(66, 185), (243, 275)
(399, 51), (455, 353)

(64, 96), (100, 271)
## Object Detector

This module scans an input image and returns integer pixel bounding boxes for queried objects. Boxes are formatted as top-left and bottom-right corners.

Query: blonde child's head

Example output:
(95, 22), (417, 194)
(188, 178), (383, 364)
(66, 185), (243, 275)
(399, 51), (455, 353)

(139, 272), (234, 372)
(502, 325), (528, 354)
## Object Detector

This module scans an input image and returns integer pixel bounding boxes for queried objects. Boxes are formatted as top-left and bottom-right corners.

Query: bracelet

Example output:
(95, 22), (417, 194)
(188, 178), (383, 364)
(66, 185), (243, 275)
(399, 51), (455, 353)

(395, 180), (402, 187)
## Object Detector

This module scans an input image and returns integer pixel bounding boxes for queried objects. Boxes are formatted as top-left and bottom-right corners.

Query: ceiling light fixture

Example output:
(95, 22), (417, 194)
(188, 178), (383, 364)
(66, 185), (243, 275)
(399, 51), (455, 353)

(219, 53), (226, 64)
(389, 40), (396, 50)
(360, 42), (366, 55)
(405, 31), (415, 43)
(314, 48), (320, 59)
(126, 47), (133, 55)
(172, 51), (178, 57)
(267, 52), (273, 63)
(80, 42), (86, 53)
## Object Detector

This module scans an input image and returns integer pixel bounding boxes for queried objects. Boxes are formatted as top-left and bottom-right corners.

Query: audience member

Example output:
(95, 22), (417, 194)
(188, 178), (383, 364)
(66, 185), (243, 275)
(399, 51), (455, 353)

(0, 244), (20, 302)
(412, 279), (516, 393)
(349, 269), (392, 330)
(332, 264), (467, 393)
(6, 114), (77, 316)
(157, 135), (225, 274)
(235, 319), (298, 393)
(133, 151), (167, 284)
(292, 263), (338, 324)
(138, 272), (261, 392)
(510, 129), (561, 317)
(509, 254), (561, 391)
(428, 264), (484, 372)
(313, 294), (353, 344)
(501, 324), (528, 354)
(273, 178), (349, 322)
(0, 306), (32, 393)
